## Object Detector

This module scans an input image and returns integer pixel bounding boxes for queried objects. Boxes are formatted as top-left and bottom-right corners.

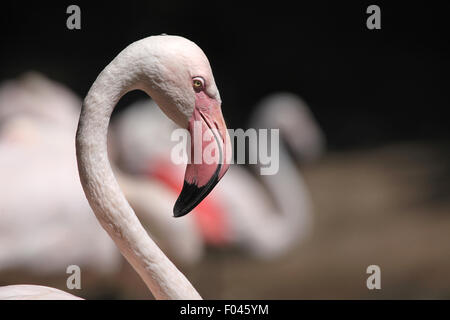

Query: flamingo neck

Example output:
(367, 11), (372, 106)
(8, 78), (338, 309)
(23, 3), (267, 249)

(259, 140), (313, 240)
(75, 45), (201, 300)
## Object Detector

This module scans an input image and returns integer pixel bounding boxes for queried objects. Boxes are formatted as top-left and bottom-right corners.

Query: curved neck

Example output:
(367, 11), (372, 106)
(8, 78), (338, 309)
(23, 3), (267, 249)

(76, 51), (201, 300)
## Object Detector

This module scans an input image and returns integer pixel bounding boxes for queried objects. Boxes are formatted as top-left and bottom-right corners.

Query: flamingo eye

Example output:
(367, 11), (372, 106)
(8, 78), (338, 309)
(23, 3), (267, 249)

(192, 77), (205, 91)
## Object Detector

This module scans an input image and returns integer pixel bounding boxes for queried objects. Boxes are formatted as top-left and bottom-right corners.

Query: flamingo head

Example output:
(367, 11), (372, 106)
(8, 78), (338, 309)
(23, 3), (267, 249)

(252, 92), (325, 162)
(137, 35), (231, 217)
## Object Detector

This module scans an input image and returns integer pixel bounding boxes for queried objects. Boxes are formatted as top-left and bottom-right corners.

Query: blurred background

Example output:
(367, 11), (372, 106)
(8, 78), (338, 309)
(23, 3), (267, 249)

(0, 1), (449, 299)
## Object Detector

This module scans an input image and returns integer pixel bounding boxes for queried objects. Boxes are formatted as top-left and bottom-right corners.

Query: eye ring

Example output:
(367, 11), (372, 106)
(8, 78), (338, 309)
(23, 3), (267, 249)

(192, 77), (205, 91)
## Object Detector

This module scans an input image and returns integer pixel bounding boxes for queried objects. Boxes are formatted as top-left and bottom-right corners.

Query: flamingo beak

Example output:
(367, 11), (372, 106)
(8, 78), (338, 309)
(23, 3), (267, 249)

(173, 99), (231, 217)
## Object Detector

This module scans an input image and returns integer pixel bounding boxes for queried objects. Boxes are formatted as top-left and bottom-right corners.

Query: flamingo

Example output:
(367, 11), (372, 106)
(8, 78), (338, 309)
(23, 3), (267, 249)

(0, 72), (204, 294)
(114, 93), (325, 260)
(0, 34), (231, 299)
(221, 93), (324, 258)
(0, 73), (121, 277)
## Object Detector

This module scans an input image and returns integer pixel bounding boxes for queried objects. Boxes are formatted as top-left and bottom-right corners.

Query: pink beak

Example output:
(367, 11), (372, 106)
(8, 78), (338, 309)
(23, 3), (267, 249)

(173, 98), (231, 217)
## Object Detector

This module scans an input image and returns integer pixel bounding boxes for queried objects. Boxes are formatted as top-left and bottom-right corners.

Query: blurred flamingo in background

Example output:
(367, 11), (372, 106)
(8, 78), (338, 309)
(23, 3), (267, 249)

(0, 71), (202, 297)
(221, 93), (325, 258)
(0, 34), (230, 299)
(114, 92), (325, 261)
(0, 73), (121, 279)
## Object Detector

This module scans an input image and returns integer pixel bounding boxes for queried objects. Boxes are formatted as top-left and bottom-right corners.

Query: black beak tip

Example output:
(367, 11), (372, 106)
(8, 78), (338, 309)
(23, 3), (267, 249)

(172, 182), (205, 218)
(172, 176), (220, 218)
(173, 210), (188, 218)
(173, 199), (191, 218)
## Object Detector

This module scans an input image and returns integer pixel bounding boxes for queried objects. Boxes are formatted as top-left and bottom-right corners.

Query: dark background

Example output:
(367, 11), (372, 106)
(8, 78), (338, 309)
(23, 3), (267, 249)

(1, 1), (449, 150)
